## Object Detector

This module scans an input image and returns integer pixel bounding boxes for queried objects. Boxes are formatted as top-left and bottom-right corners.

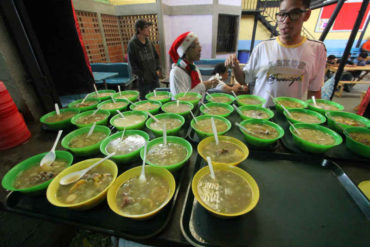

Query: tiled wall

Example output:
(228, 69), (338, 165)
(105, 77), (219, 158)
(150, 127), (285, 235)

(101, 14), (123, 62)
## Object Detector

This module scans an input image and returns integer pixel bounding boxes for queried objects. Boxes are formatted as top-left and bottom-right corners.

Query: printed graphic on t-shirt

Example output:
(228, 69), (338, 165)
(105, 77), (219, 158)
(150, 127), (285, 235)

(267, 59), (305, 86)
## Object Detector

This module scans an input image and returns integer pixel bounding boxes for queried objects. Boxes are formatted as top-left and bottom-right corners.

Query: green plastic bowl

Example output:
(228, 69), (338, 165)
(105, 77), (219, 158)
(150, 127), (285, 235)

(1, 151), (73, 193)
(237, 105), (274, 120)
(71, 109), (110, 128)
(140, 136), (193, 172)
(161, 101), (194, 117)
(239, 119), (284, 147)
(174, 92), (202, 106)
(40, 108), (80, 130)
(145, 91), (171, 104)
(113, 90), (139, 102)
(326, 111), (369, 133)
(206, 93), (235, 105)
(275, 97), (308, 112)
(100, 130), (150, 164)
(343, 127), (370, 158)
(87, 90), (116, 101)
(61, 125), (111, 156)
(283, 108), (326, 125)
(129, 100), (162, 114)
(289, 123), (343, 153)
(236, 95), (266, 107)
(97, 99), (129, 114)
(191, 115), (232, 139)
(200, 102), (234, 118)
(146, 113), (185, 137)
(110, 110), (148, 130)
(68, 98), (100, 112)
(306, 99), (344, 115)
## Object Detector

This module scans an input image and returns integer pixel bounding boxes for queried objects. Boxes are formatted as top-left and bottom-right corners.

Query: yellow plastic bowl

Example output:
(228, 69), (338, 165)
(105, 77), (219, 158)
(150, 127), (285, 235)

(46, 158), (118, 210)
(197, 136), (249, 166)
(107, 166), (176, 220)
(192, 164), (259, 218)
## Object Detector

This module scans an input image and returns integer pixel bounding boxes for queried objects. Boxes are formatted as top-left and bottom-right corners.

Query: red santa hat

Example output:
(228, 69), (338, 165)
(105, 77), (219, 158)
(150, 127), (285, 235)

(169, 32), (198, 63)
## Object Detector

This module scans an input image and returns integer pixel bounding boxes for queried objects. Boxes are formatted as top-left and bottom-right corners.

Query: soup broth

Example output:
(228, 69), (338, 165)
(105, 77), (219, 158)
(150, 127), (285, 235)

(198, 170), (252, 214)
(75, 113), (107, 124)
(106, 134), (146, 155)
(296, 128), (335, 145)
(277, 99), (303, 108)
(14, 159), (68, 189)
(134, 102), (158, 111)
(164, 104), (191, 113)
(74, 100), (98, 108)
(243, 123), (279, 139)
(201, 140), (244, 163)
(311, 102), (338, 111)
(69, 132), (107, 148)
(150, 118), (182, 131)
(57, 165), (113, 204)
(195, 118), (228, 133)
(210, 96), (231, 103)
(349, 132), (370, 146)
(149, 95), (169, 101)
(177, 95), (198, 101)
(113, 114), (145, 127)
(46, 111), (77, 123)
(204, 106), (230, 115)
(332, 116), (366, 127)
(290, 112), (321, 123)
(147, 142), (187, 166)
(242, 110), (269, 119)
(100, 102), (127, 110)
(116, 174), (169, 215)
(239, 98), (262, 105)
(90, 92), (113, 98)
(116, 93), (136, 100)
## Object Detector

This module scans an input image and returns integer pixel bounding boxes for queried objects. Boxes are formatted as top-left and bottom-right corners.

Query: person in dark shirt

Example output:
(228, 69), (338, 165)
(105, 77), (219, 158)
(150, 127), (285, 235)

(127, 19), (160, 99)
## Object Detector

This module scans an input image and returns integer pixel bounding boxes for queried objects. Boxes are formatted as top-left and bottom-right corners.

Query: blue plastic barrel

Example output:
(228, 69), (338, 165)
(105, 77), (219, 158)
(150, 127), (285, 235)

(238, 50), (250, 63)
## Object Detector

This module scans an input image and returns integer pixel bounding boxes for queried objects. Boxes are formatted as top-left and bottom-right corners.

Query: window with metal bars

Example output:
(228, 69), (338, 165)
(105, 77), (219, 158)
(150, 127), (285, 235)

(216, 14), (238, 53)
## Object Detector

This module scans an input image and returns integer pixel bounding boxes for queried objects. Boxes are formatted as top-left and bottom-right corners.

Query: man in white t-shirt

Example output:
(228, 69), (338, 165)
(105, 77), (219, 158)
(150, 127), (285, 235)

(226, 0), (326, 107)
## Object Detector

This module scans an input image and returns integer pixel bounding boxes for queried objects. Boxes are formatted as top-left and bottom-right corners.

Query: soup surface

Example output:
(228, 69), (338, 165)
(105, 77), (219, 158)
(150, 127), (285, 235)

(242, 110), (269, 119)
(46, 111), (77, 123)
(150, 118), (182, 131)
(100, 102), (127, 110)
(296, 128), (335, 145)
(197, 170), (252, 214)
(332, 116), (366, 127)
(201, 140), (244, 163)
(238, 98), (262, 105)
(348, 132), (370, 146)
(210, 96), (231, 103)
(113, 114), (145, 127)
(57, 165), (113, 204)
(69, 132), (107, 148)
(177, 95), (198, 101)
(133, 102), (158, 111)
(149, 95), (169, 101)
(106, 134), (146, 155)
(116, 174), (169, 215)
(243, 123), (279, 139)
(164, 104), (191, 113)
(14, 159), (68, 189)
(90, 92), (113, 98)
(277, 99), (304, 108)
(116, 93), (137, 100)
(310, 102), (338, 111)
(75, 113), (107, 124)
(290, 112), (321, 124)
(147, 142), (187, 166)
(204, 106), (230, 115)
(195, 118), (228, 133)
(74, 100), (98, 108)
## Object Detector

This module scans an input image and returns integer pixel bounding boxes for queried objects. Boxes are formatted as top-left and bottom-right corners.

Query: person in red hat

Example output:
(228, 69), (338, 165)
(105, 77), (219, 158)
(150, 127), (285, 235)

(169, 32), (218, 96)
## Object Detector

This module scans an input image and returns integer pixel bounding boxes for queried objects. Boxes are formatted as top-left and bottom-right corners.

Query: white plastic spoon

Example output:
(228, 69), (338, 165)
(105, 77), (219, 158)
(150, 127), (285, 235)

(280, 103), (293, 118)
(232, 104), (243, 115)
(139, 141), (147, 182)
(211, 117), (219, 145)
(201, 103), (210, 110)
(288, 120), (302, 135)
(154, 90), (157, 97)
(163, 123), (167, 145)
(235, 122), (255, 136)
(184, 88), (189, 97)
(120, 128), (126, 142)
(111, 95), (116, 103)
(190, 111), (198, 123)
(92, 108), (100, 116)
(55, 103), (60, 115)
(231, 91), (238, 98)
(312, 96), (320, 108)
(93, 84), (100, 96)
(206, 92), (214, 99)
(80, 94), (89, 104)
(148, 112), (160, 123)
(116, 109), (125, 118)
(176, 100), (180, 107)
(59, 152), (116, 186)
(87, 122), (96, 137)
(206, 156), (216, 180)
(40, 130), (63, 168)
(118, 85), (121, 94)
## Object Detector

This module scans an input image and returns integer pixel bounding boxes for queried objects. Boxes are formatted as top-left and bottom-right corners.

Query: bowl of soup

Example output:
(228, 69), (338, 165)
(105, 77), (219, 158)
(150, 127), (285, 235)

(326, 111), (369, 133)
(107, 166), (176, 219)
(206, 93), (235, 105)
(46, 158), (118, 210)
(174, 92), (202, 106)
(239, 119), (284, 148)
(161, 101), (194, 116)
(141, 136), (193, 172)
(200, 102), (234, 118)
(145, 91), (171, 104)
(191, 115), (232, 139)
(100, 130), (150, 164)
(97, 99), (129, 114)
(87, 90), (116, 101)
(236, 95), (266, 107)
(110, 110), (148, 130)
(192, 164), (259, 218)
(343, 127), (370, 158)
(275, 97), (307, 112)
(2, 151), (73, 193)
(129, 100), (162, 114)
(61, 125), (111, 156)
(113, 90), (139, 102)
(68, 98), (99, 112)
(146, 113), (185, 137)
(289, 123), (343, 153)
(40, 108), (80, 130)
(71, 109), (110, 128)
(306, 99), (344, 115)
(283, 108), (326, 125)
(237, 105), (274, 120)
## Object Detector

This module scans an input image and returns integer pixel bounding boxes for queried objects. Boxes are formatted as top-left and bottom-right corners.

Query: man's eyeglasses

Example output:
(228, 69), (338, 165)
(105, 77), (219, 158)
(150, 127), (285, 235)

(275, 8), (308, 22)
